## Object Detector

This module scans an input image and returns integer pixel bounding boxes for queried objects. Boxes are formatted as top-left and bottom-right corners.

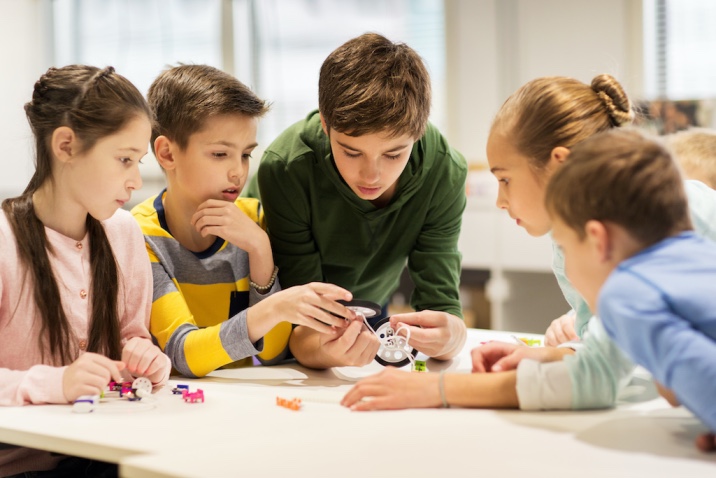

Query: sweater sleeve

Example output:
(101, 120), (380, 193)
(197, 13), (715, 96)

(257, 152), (324, 288)
(146, 242), (263, 378)
(407, 147), (466, 318)
(600, 272), (716, 432)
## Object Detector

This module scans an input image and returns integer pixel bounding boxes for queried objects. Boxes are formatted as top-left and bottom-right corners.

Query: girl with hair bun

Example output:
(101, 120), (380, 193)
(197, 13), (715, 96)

(0, 65), (171, 476)
(342, 75), (716, 419)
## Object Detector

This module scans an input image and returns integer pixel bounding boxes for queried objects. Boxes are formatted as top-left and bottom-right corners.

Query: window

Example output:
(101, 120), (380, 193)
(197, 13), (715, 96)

(644, 0), (716, 100)
(52, 0), (445, 150)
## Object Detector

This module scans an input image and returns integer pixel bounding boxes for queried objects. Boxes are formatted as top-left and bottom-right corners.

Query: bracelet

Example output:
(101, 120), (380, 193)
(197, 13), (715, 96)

(438, 369), (450, 408)
(250, 266), (278, 294)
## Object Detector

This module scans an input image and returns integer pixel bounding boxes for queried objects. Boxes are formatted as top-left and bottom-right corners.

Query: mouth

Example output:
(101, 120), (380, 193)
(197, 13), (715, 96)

(357, 185), (381, 196)
(116, 199), (128, 207)
(221, 188), (240, 201)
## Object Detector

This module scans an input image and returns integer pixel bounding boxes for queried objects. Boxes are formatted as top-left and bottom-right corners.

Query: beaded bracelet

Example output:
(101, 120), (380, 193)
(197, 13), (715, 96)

(250, 266), (278, 294)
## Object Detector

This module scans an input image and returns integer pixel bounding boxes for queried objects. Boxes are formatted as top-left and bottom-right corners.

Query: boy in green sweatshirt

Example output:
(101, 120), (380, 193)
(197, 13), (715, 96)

(245, 33), (468, 368)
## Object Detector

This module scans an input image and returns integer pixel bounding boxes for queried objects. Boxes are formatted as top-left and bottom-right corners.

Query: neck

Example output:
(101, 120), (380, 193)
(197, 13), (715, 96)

(32, 181), (88, 240)
(162, 188), (216, 252)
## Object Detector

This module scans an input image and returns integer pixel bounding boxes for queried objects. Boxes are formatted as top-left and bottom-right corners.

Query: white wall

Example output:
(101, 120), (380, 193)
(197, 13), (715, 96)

(0, 0), (52, 200)
(445, 0), (644, 163)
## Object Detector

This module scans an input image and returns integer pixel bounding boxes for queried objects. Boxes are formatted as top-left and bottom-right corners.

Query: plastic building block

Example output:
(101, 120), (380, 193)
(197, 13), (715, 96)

(276, 396), (302, 411)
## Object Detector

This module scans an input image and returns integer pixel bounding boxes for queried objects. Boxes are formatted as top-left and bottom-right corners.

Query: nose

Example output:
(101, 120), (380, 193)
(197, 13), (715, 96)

(128, 164), (143, 191)
(360, 158), (380, 184)
(229, 158), (245, 183)
(495, 187), (508, 210)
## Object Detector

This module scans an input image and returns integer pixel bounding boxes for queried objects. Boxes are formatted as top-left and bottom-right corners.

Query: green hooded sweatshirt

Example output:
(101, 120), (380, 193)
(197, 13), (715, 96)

(244, 111), (467, 317)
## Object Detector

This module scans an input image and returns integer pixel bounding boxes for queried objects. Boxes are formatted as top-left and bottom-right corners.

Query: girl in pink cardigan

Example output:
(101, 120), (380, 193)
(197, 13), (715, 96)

(0, 65), (171, 477)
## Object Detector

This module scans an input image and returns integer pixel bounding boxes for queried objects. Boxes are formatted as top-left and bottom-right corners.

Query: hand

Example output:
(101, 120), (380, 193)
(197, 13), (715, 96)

(341, 368), (441, 410)
(544, 311), (579, 346)
(249, 283), (356, 339)
(655, 381), (680, 407)
(389, 311), (466, 359)
(62, 352), (125, 402)
(122, 337), (169, 385)
(314, 319), (381, 367)
(190, 199), (268, 253)
(471, 342), (574, 373)
(696, 433), (716, 453)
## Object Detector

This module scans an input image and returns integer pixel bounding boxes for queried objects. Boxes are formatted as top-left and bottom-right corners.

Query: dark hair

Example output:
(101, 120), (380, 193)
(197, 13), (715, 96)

(1, 65), (151, 364)
(545, 129), (692, 246)
(318, 33), (431, 138)
(147, 64), (269, 153)
(492, 74), (634, 173)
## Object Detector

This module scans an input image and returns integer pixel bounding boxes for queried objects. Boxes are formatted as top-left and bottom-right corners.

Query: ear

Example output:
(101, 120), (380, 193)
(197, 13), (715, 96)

(549, 146), (570, 167)
(319, 113), (329, 136)
(584, 219), (611, 262)
(51, 126), (77, 163)
(154, 135), (176, 171)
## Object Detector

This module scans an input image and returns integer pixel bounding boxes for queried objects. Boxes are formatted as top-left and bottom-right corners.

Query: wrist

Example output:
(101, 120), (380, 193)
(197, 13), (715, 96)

(251, 266), (279, 294)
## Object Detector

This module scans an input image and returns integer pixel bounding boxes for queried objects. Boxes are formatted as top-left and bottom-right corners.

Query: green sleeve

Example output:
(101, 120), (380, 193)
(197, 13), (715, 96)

(257, 152), (324, 288)
(407, 152), (466, 318)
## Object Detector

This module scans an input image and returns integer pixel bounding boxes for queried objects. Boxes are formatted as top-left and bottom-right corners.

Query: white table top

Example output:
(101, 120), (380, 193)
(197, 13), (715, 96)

(1, 329), (714, 478)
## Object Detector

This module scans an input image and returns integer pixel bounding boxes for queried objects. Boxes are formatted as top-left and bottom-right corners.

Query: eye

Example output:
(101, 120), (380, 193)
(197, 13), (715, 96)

(384, 154), (401, 160)
(343, 150), (361, 158)
(242, 153), (252, 160)
(498, 178), (510, 185)
(119, 157), (132, 164)
(212, 152), (228, 159)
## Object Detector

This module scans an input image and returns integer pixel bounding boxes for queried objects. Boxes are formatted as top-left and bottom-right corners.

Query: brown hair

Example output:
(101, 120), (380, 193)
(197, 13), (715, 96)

(492, 74), (634, 173)
(1, 65), (151, 364)
(318, 32), (431, 139)
(545, 129), (692, 246)
(147, 64), (269, 153)
(664, 127), (716, 189)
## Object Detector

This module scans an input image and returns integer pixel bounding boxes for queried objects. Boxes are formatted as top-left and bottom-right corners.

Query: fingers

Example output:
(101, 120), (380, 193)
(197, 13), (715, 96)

(696, 433), (716, 453)
(122, 338), (162, 377)
(389, 311), (442, 329)
(492, 349), (527, 372)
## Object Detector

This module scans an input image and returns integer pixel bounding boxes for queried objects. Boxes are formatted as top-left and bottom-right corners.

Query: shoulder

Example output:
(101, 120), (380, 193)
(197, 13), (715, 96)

(233, 197), (262, 223)
(420, 123), (468, 174)
(261, 111), (325, 174)
(102, 209), (147, 256)
(130, 193), (167, 238)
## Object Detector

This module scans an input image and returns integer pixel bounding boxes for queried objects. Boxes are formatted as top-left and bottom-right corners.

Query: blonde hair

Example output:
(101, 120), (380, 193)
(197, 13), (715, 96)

(492, 74), (633, 173)
(546, 129), (692, 246)
(664, 128), (716, 189)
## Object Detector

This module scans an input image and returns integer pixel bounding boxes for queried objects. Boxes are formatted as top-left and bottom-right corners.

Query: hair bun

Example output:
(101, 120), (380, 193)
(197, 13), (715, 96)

(591, 74), (633, 127)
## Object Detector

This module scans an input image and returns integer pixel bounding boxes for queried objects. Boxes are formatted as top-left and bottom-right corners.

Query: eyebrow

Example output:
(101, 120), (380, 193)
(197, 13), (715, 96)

(118, 147), (146, 154)
(490, 167), (508, 174)
(207, 141), (259, 150)
(335, 140), (411, 154)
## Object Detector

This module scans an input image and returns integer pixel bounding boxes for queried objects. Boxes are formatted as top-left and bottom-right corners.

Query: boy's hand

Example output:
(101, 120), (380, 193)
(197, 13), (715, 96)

(696, 433), (716, 453)
(544, 311), (579, 346)
(255, 283), (356, 334)
(191, 199), (268, 253)
(341, 368), (440, 410)
(471, 342), (574, 373)
(388, 311), (466, 360)
(62, 353), (125, 402)
(314, 319), (381, 367)
(121, 337), (169, 385)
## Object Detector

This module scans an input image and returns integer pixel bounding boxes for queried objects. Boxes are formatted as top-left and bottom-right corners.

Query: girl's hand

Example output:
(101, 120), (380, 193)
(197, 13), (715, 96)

(341, 368), (441, 410)
(544, 311), (579, 346)
(62, 353), (125, 402)
(471, 342), (574, 373)
(121, 337), (169, 385)
(190, 199), (268, 253)
(314, 319), (381, 367)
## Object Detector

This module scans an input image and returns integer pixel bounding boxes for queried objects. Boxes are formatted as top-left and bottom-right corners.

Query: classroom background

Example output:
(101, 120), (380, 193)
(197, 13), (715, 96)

(2, 0), (715, 334)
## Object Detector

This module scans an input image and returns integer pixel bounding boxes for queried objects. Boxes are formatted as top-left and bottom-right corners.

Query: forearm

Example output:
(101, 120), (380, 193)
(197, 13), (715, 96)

(245, 229), (274, 286)
(444, 371), (519, 408)
(289, 326), (333, 369)
(245, 298), (280, 343)
(432, 313), (467, 360)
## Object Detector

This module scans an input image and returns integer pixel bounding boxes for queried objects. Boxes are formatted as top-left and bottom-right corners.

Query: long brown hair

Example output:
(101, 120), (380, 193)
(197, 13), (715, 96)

(1, 65), (151, 364)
